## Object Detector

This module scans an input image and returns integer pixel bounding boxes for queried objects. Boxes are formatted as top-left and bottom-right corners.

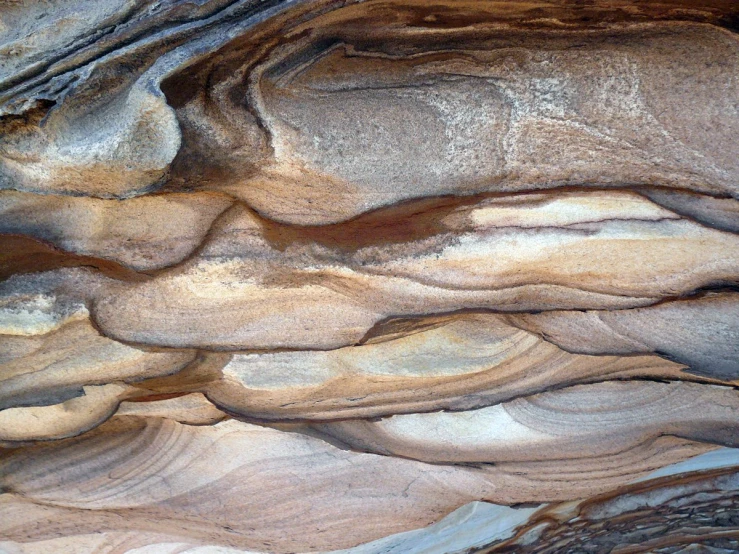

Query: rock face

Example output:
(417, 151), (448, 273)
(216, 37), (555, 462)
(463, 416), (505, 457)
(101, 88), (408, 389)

(1, 1), (738, 553)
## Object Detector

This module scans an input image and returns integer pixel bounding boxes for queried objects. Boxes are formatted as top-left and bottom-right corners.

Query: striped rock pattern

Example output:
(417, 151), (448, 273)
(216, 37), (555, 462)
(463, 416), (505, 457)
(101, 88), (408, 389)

(1, 1), (738, 552)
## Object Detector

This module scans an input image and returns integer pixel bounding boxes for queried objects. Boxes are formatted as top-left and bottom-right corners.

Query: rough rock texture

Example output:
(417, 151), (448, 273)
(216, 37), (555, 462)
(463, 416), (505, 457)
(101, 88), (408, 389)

(0, 1), (738, 553)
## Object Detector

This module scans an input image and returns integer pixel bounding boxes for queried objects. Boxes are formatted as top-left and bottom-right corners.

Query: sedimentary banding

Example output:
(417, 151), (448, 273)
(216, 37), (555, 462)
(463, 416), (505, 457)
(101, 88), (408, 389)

(491, 465), (739, 553)
(1, 1), (738, 552)
(0, 191), (233, 271)
(507, 291), (739, 381)
(90, 191), (739, 349)
(314, 381), (739, 463)
(0, 318), (194, 412)
(206, 313), (721, 421)
(0, 415), (722, 552)
(211, 21), (739, 223)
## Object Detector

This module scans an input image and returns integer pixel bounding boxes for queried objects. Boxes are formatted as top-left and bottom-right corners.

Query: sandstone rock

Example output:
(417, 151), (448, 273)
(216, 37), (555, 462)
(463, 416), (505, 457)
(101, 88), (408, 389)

(1, 1), (738, 552)
(314, 381), (739, 462)
(206, 314), (718, 421)
(92, 193), (739, 349)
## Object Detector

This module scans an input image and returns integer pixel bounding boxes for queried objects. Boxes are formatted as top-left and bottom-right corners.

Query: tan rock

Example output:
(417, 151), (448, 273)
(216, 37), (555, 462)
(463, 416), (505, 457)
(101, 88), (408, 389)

(207, 314), (714, 421)
(93, 192), (739, 349)
(1, 0), (738, 552)
(0, 191), (232, 270)
(315, 381), (739, 463)
(0, 416), (717, 552)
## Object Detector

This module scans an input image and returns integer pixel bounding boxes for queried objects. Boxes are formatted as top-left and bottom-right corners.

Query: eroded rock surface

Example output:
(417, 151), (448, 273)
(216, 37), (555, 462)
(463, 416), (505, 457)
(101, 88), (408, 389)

(1, 1), (738, 553)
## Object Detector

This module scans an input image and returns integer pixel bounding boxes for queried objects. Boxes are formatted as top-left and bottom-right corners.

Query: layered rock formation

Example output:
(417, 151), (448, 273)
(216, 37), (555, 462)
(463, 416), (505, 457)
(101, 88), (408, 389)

(1, 1), (738, 552)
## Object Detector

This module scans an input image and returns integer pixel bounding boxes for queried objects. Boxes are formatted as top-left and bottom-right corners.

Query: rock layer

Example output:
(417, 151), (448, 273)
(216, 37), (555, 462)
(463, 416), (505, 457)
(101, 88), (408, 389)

(1, 0), (738, 552)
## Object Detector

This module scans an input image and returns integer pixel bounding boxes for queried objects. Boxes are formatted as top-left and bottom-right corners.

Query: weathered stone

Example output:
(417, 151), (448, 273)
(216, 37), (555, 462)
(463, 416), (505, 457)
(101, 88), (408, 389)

(1, 1), (737, 552)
